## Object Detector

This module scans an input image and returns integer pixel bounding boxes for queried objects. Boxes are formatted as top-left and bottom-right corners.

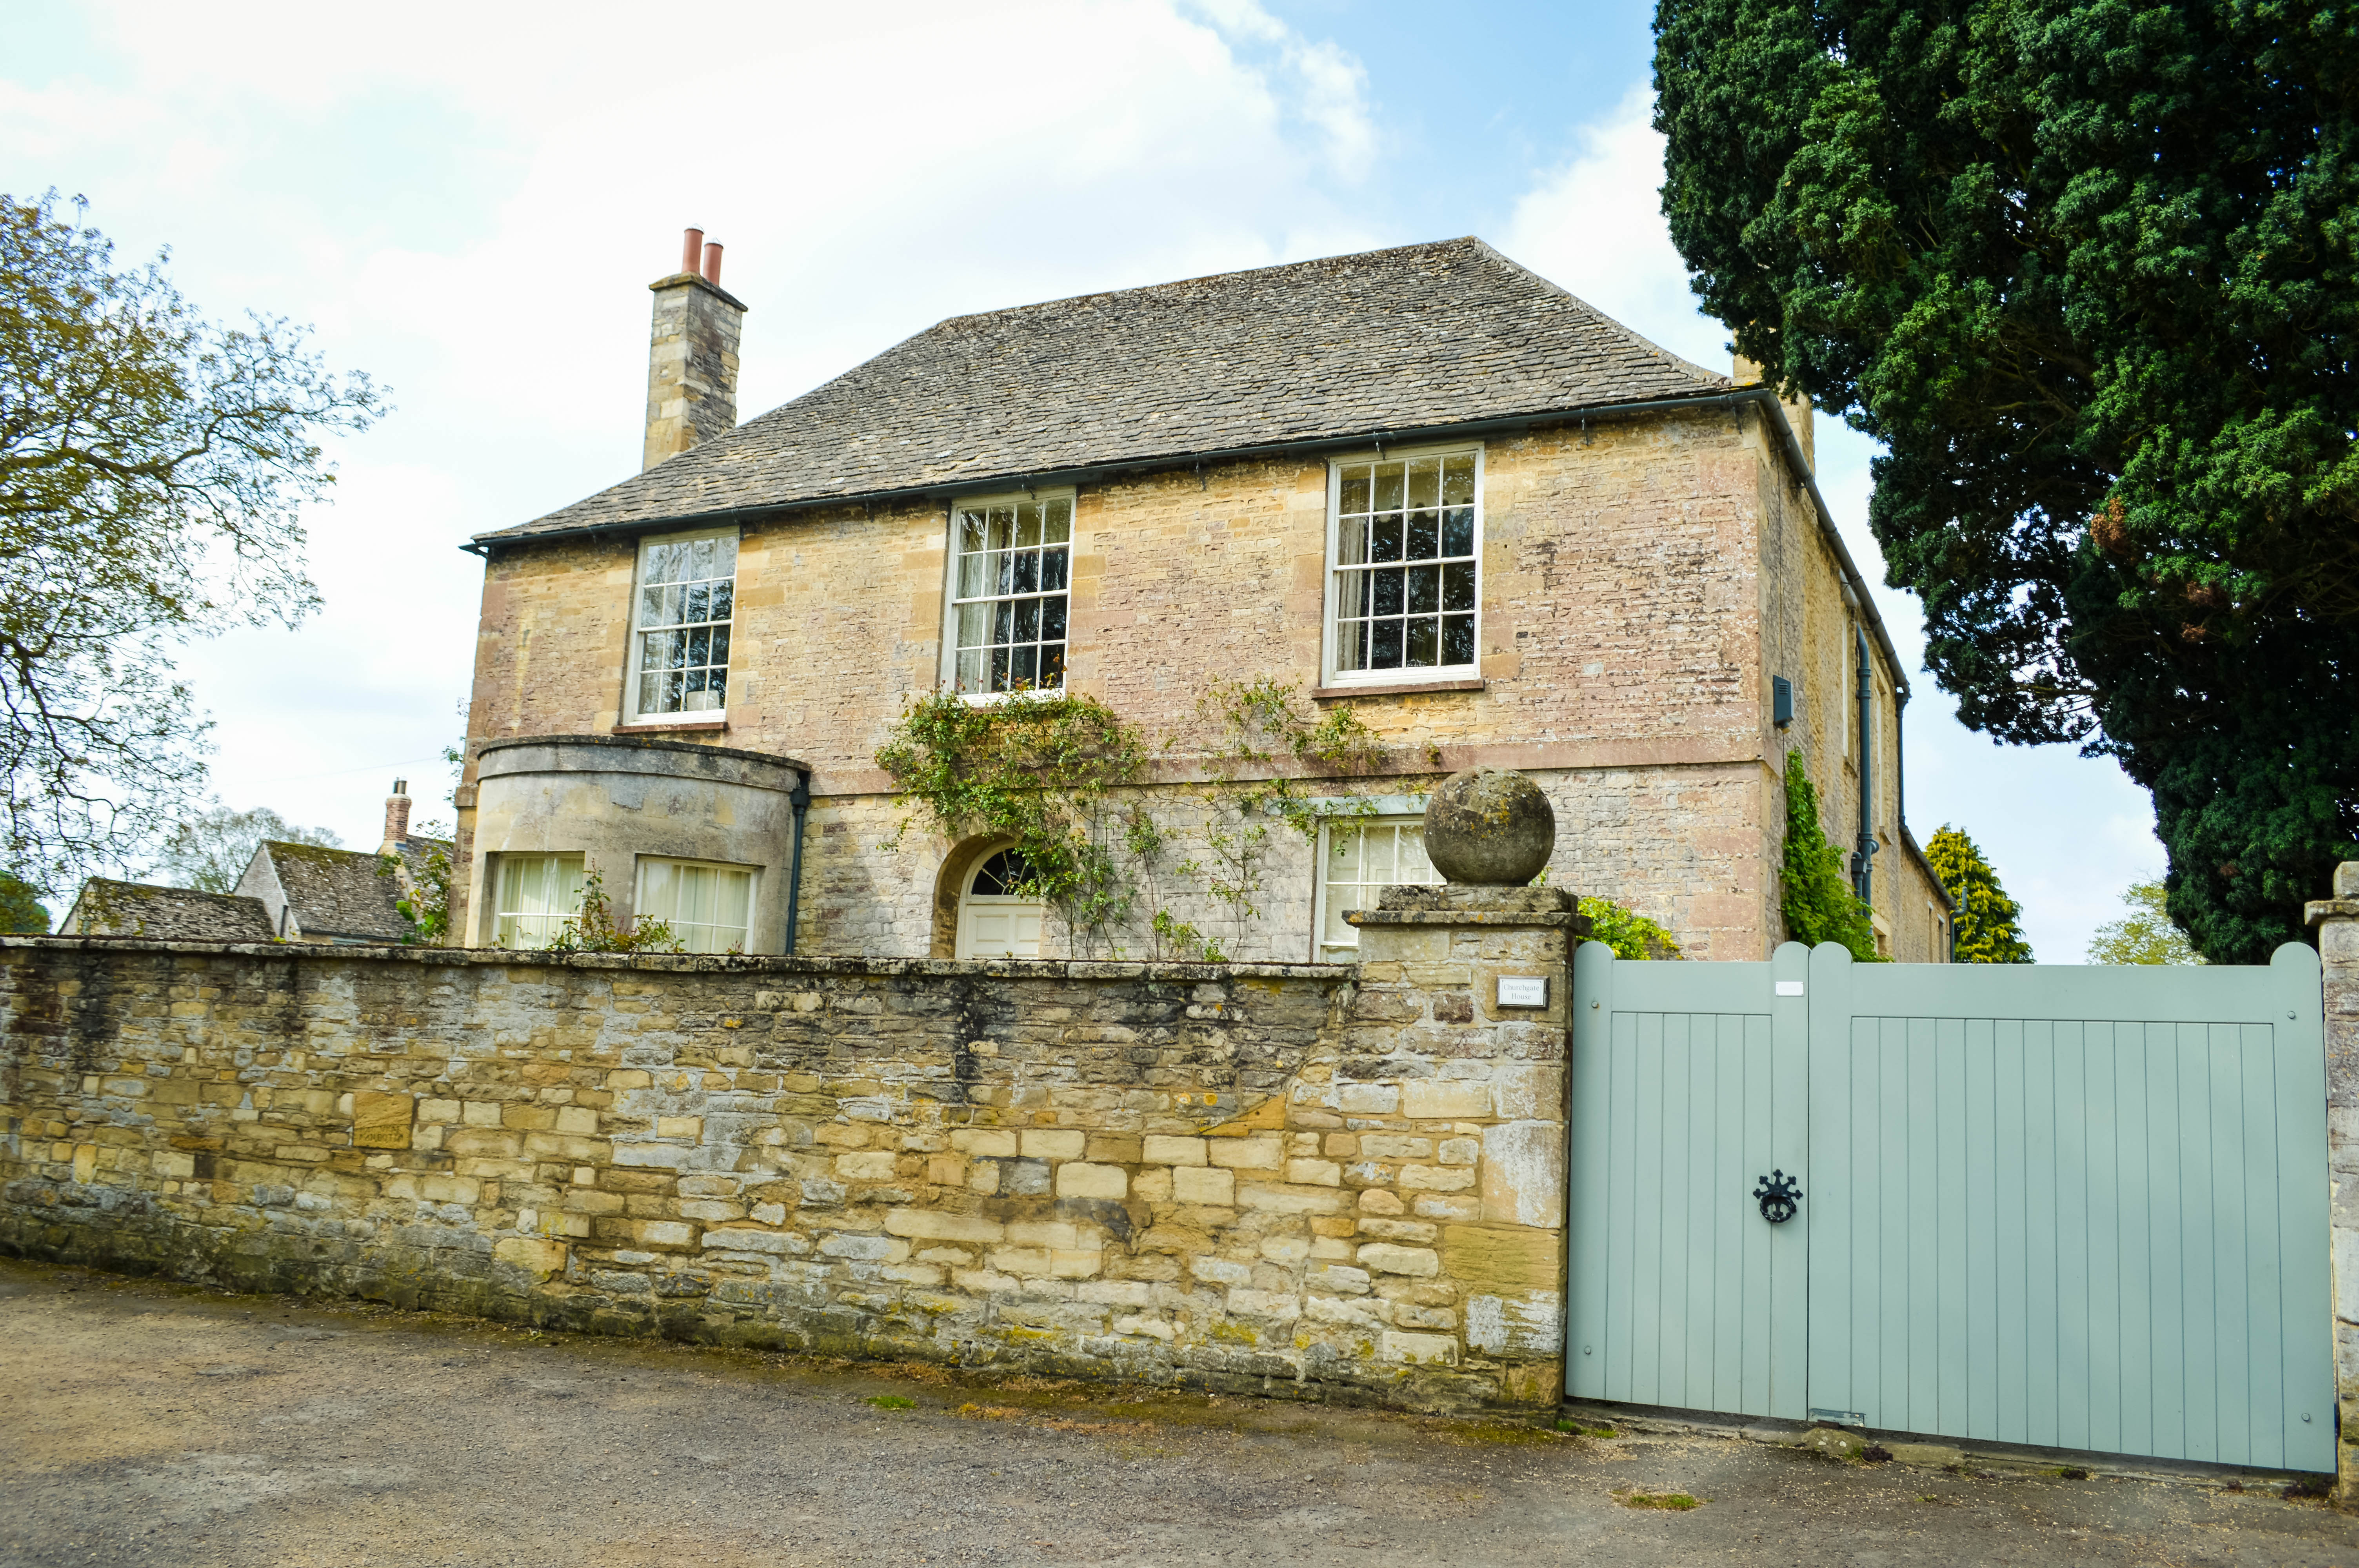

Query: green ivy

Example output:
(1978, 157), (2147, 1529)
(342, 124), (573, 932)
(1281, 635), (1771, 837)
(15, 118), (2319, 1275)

(1779, 754), (1882, 961)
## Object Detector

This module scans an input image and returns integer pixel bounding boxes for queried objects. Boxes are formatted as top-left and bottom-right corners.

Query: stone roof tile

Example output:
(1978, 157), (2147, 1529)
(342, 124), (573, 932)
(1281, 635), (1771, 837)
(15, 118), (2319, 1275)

(476, 238), (1723, 545)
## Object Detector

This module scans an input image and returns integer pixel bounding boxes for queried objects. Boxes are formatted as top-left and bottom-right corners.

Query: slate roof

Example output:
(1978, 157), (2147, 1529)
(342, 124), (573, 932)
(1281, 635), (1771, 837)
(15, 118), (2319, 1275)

(62, 880), (274, 942)
(256, 841), (415, 941)
(476, 238), (1726, 546)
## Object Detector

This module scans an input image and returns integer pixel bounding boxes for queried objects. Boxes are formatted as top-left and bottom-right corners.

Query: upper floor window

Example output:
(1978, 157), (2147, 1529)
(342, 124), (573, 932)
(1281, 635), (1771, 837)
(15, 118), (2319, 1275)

(628, 528), (737, 720)
(1326, 449), (1480, 684)
(947, 492), (1070, 695)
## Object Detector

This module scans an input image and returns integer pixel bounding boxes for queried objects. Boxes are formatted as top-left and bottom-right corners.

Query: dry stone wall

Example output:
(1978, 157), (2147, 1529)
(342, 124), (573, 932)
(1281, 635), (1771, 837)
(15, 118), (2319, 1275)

(0, 906), (1571, 1412)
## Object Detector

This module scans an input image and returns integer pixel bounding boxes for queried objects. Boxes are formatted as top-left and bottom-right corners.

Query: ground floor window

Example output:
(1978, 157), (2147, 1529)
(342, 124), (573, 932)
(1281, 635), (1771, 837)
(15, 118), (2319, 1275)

(957, 847), (1044, 959)
(1314, 817), (1439, 960)
(492, 853), (585, 949)
(636, 858), (757, 953)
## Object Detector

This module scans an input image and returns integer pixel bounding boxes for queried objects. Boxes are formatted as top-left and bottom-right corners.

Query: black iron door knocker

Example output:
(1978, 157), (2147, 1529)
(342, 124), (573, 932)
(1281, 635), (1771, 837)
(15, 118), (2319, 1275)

(1753, 1170), (1803, 1224)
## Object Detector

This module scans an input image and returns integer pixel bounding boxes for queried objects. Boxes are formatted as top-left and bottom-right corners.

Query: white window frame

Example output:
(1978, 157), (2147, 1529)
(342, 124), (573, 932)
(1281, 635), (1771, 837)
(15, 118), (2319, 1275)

(1312, 812), (1442, 961)
(486, 852), (586, 950)
(622, 525), (740, 724)
(633, 855), (759, 954)
(938, 488), (1077, 701)
(1319, 443), (1484, 688)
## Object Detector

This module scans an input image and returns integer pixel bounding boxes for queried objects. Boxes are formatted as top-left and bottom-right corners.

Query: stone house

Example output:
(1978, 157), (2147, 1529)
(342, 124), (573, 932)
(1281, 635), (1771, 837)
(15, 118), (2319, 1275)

(233, 782), (453, 944)
(62, 782), (451, 946)
(58, 880), (275, 941)
(453, 234), (1950, 963)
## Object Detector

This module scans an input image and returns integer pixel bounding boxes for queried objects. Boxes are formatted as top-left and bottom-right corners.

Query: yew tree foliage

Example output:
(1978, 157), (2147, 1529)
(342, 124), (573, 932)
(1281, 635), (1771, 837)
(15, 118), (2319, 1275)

(0, 192), (380, 890)
(1654, 0), (2359, 960)
(1924, 824), (2036, 961)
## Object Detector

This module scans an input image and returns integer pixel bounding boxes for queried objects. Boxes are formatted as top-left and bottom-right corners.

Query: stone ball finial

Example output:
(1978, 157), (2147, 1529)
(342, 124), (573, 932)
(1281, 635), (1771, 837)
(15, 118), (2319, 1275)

(1422, 768), (1556, 886)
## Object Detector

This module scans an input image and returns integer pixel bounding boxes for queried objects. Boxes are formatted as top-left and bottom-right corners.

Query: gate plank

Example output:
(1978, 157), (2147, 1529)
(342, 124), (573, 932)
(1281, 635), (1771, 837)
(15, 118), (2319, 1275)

(2240, 1020), (2286, 1468)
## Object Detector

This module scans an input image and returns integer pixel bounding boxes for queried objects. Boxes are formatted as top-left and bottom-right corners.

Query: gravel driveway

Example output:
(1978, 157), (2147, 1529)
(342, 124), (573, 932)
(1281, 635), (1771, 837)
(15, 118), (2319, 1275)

(2, 1257), (2354, 1566)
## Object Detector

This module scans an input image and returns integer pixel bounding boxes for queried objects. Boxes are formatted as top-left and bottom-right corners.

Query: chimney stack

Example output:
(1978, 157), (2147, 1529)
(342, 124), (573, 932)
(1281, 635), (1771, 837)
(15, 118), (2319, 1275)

(643, 226), (749, 472)
(382, 779), (412, 853)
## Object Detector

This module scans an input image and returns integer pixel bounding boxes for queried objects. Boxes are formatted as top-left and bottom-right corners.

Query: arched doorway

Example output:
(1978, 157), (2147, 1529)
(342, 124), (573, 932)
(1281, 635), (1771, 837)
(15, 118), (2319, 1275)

(956, 847), (1045, 959)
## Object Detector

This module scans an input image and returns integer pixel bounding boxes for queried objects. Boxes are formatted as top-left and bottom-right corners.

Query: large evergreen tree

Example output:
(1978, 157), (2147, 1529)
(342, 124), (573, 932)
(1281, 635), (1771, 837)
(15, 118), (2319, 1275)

(1653, 0), (2359, 961)
(1924, 825), (2034, 962)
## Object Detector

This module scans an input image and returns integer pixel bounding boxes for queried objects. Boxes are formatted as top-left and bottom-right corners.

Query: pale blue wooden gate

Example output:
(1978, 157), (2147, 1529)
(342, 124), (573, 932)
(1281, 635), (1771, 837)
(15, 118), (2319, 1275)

(1568, 940), (2334, 1472)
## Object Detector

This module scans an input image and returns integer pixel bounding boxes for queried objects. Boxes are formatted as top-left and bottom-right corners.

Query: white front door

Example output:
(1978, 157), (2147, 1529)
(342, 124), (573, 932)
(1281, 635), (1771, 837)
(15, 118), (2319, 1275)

(955, 848), (1046, 959)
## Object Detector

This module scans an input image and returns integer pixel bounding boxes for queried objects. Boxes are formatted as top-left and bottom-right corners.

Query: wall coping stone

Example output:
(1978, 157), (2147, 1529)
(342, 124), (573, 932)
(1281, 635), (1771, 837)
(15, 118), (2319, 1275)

(2307, 898), (2359, 927)
(1352, 883), (1590, 932)
(0, 935), (1349, 982)
(477, 733), (811, 790)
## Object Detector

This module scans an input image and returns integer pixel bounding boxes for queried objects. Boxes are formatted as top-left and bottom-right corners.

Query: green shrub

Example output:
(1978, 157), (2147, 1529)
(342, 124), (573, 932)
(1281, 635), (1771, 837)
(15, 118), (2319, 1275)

(1779, 755), (1882, 960)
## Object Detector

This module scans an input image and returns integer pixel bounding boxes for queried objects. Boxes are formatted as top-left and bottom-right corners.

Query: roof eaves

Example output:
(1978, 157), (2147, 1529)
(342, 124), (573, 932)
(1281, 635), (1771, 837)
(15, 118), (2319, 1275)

(462, 386), (1745, 557)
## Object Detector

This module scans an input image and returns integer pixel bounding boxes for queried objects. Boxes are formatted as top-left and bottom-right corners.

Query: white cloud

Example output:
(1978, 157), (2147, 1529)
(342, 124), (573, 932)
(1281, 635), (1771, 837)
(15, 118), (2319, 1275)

(2, 0), (1382, 861)
(1498, 83), (1723, 371)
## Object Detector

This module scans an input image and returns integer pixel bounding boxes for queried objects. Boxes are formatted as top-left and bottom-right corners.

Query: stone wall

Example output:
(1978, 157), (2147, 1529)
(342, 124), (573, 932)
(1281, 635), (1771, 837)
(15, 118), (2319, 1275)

(2307, 864), (2359, 1500)
(0, 892), (1572, 1412)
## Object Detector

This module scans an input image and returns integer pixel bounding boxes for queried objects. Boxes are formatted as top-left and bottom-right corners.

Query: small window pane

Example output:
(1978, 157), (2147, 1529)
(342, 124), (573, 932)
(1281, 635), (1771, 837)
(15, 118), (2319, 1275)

(1341, 467), (1370, 514)
(1442, 455), (1476, 506)
(1407, 617), (1438, 666)
(1012, 552), (1040, 593)
(1407, 565), (1439, 614)
(1442, 507), (1475, 557)
(1443, 615), (1475, 666)
(1443, 563), (1475, 612)
(1373, 463), (1405, 512)
(1371, 620), (1403, 667)
(1407, 459), (1440, 510)
(1407, 511), (1438, 561)
(1044, 499), (1072, 543)
(1370, 516), (1403, 564)
(1016, 507), (1042, 549)
(1336, 517), (1369, 568)
(1041, 548), (1069, 592)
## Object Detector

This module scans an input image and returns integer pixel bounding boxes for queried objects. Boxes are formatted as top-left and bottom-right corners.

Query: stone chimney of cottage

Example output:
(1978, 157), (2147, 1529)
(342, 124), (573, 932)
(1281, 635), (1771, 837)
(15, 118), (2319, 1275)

(1734, 353), (1814, 472)
(643, 227), (749, 472)
(382, 779), (412, 853)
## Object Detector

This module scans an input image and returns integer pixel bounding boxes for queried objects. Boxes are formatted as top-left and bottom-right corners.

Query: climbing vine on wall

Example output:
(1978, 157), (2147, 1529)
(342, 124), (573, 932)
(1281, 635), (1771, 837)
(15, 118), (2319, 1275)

(876, 680), (1390, 960)
(1778, 754), (1883, 961)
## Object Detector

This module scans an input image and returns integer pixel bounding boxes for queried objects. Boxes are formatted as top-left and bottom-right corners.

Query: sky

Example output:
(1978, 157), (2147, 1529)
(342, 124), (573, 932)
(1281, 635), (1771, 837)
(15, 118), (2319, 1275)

(1, 0), (2159, 956)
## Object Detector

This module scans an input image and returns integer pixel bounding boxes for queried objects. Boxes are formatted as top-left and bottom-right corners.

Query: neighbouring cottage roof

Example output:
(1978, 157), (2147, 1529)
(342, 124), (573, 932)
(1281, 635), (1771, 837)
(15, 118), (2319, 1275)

(475, 238), (1727, 546)
(247, 840), (423, 943)
(60, 879), (274, 942)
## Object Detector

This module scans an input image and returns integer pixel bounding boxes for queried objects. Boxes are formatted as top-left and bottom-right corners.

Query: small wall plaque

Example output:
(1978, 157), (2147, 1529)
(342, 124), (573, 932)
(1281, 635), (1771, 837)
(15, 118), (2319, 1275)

(1497, 975), (1549, 1008)
(1776, 980), (1805, 997)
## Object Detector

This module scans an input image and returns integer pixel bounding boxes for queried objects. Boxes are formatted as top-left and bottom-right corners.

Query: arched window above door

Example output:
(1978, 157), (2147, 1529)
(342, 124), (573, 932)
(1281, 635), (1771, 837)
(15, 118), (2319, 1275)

(969, 848), (1033, 897)
(958, 847), (1044, 959)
